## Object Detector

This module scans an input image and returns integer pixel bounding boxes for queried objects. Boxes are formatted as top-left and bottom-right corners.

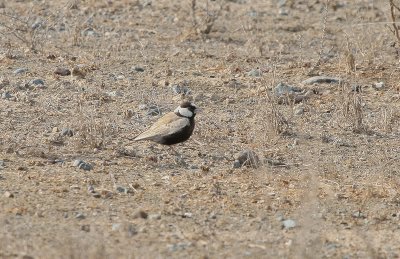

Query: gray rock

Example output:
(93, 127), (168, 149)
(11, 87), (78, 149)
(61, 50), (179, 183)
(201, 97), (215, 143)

(73, 159), (84, 167)
(233, 160), (241, 168)
(31, 21), (42, 30)
(13, 68), (28, 74)
(73, 159), (92, 171)
(148, 214), (161, 220)
(133, 66), (145, 72)
(4, 191), (13, 198)
(1, 92), (12, 99)
(31, 79), (45, 86)
(302, 76), (340, 85)
(234, 150), (260, 168)
(54, 67), (71, 76)
(274, 82), (302, 97)
(75, 213), (85, 219)
(81, 225), (90, 232)
(372, 82), (385, 90)
(112, 223), (122, 231)
(61, 128), (74, 137)
(116, 186), (133, 194)
(247, 68), (261, 77)
(282, 219), (296, 229)
(133, 209), (148, 219)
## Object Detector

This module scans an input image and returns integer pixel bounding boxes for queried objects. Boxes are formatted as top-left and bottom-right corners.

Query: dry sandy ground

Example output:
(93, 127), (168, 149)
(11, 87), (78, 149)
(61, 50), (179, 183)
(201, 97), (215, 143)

(1, 0), (400, 258)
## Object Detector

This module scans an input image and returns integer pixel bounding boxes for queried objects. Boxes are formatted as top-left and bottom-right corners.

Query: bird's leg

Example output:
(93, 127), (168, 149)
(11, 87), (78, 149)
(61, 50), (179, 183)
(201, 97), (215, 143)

(169, 146), (186, 166)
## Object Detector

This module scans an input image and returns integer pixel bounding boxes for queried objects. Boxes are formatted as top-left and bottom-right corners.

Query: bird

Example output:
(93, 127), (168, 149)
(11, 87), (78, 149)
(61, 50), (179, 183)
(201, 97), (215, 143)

(134, 101), (197, 146)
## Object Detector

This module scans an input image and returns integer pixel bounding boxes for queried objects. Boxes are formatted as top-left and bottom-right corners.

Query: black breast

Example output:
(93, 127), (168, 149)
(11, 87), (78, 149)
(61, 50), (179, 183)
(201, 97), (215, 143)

(159, 118), (195, 145)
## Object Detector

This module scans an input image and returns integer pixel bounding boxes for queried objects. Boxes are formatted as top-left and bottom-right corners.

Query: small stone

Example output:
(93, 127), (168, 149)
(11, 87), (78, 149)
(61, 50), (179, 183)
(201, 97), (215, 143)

(148, 214), (161, 220)
(116, 186), (133, 194)
(54, 67), (71, 76)
(31, 21), (42, 30)
(4, 191), (13, 198)
(294, 105), (305, 115)
(87, 185), (95, 193)
(233, 160), (241, 168)
(133, 209), (148, 219)
(106, 91), (123, 97)
(274, 82), (302, 97)
(183, 212), (193, 218)
(372, 82), (385, 90)
(234, 150), (260, 168)
(13, 68), (28, 74)
(75, 213), (85, 219)
(247, 68), (261, 77)
(133, 66), (145, 72)
(1, 92), (12, 99)
(73, 159), (83, 167)
(61, 128), (74, 137)
(112, 223), (122, 231)
(352, 211), (366, 219)
(278, 8), (289, 15)
(81, 225), (90, 232)
(302, 76), (340, 85)
(282, 219), (296, 229)
(73, 159), (92, 171)
(92, 192), (101, 198)
(70, 185), (80, 190)
(31, 79), (45, 87)
(82, 28), (97, 36)
(78, 162), (93, 171)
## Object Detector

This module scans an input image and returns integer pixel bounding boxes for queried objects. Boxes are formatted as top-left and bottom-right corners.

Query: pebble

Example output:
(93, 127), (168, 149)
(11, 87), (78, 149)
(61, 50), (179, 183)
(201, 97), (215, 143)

(247, 68), (261, 77)
(133, 209), (148, 219)
(234, 150), (260, 168)
(372, 82), (385, 90)
(13, 68), (28, 75)
(112, 223), (122, 231)
(54, 67), (71, 76)
(183, 212), (193, 218)
(73, 159), (93, 171)
(302, 76), (340, 85)
(1, 92), (12, 99)
(4, 191), (13, 198)
(82, 28), (97, 37)
(61, 128), (74, 137)
(274, 82), (302, 97)
(31, 79), (45, 87)
(133, 66), (145, 72)
(148, 213), (161, 220)
(81, 225), (90, 232)
(75, 213), (85, 219)
(294, 105), (305, 115)
(282, 219), (296, 229)
(116, 186), (133, 194)
(106, 91), (123, 97)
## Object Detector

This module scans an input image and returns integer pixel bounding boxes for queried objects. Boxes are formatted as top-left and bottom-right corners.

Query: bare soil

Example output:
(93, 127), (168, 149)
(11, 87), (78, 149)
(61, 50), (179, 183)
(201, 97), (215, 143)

(1, 0), (400, 258)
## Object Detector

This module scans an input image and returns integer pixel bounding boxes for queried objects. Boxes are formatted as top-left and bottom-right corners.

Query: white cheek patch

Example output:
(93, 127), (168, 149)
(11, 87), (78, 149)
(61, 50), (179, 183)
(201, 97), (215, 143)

(175, 107), (193, 118)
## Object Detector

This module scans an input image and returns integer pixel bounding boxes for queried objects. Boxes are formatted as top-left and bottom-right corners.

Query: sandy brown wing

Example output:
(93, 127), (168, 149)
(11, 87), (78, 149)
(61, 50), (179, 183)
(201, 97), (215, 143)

(134, 112), (189, 141)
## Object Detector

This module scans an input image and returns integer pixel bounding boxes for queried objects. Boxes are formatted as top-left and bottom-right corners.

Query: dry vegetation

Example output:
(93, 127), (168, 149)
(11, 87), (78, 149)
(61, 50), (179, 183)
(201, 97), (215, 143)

(0, 0), (399, 258)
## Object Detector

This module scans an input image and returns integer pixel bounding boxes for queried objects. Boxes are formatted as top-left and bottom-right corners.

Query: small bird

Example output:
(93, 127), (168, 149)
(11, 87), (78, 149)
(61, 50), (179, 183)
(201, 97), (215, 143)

(134, 101), (197, 146)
